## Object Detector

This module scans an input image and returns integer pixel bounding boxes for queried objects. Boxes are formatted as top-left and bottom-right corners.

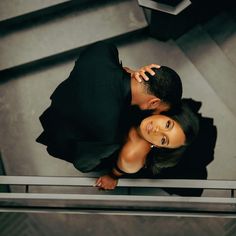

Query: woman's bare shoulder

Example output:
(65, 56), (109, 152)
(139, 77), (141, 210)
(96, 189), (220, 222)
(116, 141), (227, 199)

(121, 128), (150, 162)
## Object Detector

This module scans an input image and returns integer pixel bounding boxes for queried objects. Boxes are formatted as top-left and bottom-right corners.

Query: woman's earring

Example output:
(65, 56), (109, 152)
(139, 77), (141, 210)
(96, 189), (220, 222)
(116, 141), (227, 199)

(150, 144), (156, 148)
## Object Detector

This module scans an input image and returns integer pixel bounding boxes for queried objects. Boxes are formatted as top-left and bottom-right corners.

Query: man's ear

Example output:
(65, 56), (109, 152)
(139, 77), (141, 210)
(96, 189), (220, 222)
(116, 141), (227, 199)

(147, 98), (160, 110)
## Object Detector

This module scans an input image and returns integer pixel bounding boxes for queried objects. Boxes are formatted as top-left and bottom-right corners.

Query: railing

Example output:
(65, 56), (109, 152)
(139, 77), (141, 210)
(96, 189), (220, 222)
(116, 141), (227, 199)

(0, 176), (236, 217)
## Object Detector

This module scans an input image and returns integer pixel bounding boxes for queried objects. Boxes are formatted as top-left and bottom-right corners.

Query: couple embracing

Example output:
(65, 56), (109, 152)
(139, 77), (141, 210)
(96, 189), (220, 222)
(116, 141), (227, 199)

(36, 41), (199, 190)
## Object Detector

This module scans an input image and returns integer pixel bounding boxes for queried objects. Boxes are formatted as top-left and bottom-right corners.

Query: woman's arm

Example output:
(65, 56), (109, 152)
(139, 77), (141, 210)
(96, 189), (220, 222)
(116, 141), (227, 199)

(95, 128), (150, 190)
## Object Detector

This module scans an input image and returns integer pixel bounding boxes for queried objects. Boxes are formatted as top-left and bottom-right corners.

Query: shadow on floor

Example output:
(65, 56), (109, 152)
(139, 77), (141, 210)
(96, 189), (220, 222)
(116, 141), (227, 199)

(156, 99), (217, 196)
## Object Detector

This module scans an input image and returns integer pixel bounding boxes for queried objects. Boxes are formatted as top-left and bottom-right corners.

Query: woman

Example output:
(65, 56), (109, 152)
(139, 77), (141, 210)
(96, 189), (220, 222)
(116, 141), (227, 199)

(95, 103), (199, 190)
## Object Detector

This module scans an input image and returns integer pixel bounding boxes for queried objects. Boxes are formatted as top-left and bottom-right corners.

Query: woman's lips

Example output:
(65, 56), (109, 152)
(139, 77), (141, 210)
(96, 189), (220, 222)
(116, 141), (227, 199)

(146, 121), (153, 134)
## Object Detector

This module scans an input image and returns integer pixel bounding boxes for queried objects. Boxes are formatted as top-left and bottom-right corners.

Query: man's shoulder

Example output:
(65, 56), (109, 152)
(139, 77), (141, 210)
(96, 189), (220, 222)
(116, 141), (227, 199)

(88, 41), (117, 52)
(78, 41), (119, 65)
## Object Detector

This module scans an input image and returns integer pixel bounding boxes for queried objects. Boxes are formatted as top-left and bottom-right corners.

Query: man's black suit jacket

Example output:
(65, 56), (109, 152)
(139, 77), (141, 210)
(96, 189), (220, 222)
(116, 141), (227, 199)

(36, 41), (132, 172)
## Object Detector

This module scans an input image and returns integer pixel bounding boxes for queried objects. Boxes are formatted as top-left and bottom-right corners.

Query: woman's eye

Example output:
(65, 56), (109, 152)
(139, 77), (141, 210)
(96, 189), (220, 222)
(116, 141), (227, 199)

(166, 120), (171, 129)
(161, 137), (166, 145)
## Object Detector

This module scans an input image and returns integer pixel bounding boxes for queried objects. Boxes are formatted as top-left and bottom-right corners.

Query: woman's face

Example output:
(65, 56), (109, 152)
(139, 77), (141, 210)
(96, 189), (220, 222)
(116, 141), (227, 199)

(139, 115), (186, 148)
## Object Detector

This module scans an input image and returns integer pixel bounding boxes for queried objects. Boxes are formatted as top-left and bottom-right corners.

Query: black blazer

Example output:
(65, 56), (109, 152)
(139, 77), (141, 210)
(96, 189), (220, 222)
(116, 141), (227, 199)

(36, 41), (132, 172)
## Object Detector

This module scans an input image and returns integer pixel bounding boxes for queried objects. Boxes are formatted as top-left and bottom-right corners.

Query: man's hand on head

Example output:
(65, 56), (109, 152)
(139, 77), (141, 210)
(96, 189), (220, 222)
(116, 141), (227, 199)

(134, 64), (160, 82)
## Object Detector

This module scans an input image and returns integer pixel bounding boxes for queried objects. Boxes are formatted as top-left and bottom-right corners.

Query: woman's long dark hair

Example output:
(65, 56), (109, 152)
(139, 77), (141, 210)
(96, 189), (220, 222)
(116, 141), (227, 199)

(146, 102), (200, 175)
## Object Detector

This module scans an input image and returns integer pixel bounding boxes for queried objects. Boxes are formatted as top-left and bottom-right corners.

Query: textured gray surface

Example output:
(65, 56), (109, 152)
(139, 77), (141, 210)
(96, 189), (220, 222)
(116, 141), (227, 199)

(0, 0), (147, 71)
(0, 62), (79, 177)
(176, 25), (236, 117)
(0, 0), (67, 21)
(202, 11), (236, 67)
(0, 213), (235, 236)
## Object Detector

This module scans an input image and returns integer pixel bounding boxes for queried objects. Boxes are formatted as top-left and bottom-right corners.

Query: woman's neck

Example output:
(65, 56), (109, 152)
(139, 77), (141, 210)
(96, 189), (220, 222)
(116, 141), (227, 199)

(129, 127), (151, 150)
(135, 125), (145, 140)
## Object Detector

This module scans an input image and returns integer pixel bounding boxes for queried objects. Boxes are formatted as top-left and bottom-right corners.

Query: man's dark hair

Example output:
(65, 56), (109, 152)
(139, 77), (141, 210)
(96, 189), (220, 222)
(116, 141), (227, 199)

(144, 66), (183, 109)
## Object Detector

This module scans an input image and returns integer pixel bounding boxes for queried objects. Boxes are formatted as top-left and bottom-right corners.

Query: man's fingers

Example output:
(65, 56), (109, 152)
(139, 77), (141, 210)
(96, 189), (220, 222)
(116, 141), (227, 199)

(145, 64), (161, 75)
(150, 64), (161, 69)
(144, 67), (156, 76)
(134, 72), (142, 82)
(140, 71), (149, 81)
(134, 64), (161, 82)
(95, 178), (102, 186)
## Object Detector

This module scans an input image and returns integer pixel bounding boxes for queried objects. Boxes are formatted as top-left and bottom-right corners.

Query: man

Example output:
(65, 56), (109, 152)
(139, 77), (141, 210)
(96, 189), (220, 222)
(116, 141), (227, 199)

(36, 41), (182, 172)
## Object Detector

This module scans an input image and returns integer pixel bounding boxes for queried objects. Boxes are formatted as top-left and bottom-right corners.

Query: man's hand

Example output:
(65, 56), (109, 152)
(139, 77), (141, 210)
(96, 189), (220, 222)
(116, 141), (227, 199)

(95, 174), (118, 190)
(134, 64), (161, 82)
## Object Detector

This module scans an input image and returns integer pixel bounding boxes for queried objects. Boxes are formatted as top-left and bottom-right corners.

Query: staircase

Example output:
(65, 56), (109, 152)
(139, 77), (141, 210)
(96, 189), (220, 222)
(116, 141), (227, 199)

(0, 1), (236, 235)
(0, 0), (148, 77)
(0, 0), (236, 180)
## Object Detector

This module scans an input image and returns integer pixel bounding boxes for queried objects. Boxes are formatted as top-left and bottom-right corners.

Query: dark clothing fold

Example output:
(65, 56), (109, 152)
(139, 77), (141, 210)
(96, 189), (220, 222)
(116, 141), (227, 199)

(36, 41), (132, 172)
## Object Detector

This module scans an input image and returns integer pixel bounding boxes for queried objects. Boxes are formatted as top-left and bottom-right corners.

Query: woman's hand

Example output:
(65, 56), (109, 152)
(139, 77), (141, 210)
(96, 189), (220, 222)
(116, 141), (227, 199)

(133, 64), (161, 82)
(95, 174), (118, 190)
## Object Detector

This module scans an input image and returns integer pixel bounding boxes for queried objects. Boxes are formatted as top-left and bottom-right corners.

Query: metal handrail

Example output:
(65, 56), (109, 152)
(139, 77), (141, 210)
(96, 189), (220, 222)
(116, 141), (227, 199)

(0, 192), (236, 204)
(0, 176), (236, 189)
(1, 176), (236, 217)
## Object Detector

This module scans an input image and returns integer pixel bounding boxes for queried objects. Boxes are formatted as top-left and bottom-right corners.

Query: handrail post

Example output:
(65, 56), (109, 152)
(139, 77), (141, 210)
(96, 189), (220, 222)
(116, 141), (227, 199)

(231, 189), (234, 198)
(25, 185), (29, 193)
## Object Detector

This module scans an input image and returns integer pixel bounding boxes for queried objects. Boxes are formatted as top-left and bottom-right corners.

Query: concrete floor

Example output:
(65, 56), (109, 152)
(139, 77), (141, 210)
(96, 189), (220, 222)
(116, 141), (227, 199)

(1, 212), (236, 236)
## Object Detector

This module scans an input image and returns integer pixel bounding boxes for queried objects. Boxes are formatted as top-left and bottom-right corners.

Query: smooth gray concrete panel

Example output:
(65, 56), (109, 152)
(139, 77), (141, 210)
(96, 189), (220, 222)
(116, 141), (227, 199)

(0, 0), (68, 22)
(176, 25), (236, 116)
(0, 0), (147, 71)
(0, 213), (234, 236)
(202, 11), (236, 67)
(0, 61), (78, 177)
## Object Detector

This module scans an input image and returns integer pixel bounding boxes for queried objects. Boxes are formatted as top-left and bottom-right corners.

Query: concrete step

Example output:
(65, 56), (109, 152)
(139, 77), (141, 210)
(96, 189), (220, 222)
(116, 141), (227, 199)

(202, 11), (236, 67)
(0, 0), (148, 75)
(176, 25), (236, 117)
(0, 36), (235, 181)
(0, 0), (67, 22)
(0, 0), (96, 27)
